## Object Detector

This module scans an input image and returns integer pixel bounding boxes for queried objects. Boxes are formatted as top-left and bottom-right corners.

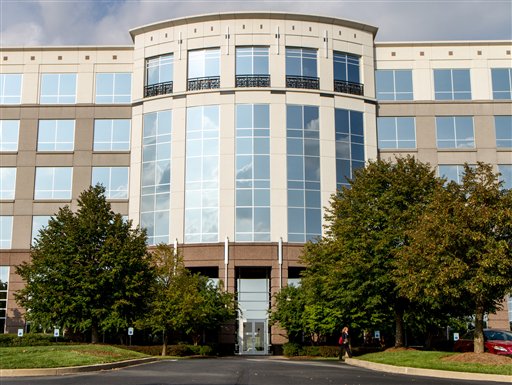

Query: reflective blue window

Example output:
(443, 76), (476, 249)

(236, 47), (269, 75)
(334, 52), (360, 83)
(492, 68), (512, 99)
(34, 167), (73, 200)
(434, 69), (471, 100)
(0, 168), (16, 200)
(287, 105), (321, 243)
(40, 73), (76, 104)
(438, 165), (467, 184)
(0, 216), (13, 249)
(95, 73), (131, 104)
(146, 54), (173, 85)
(375, 70), (413, 100)
(499, 165), (512, 190)
(141, 110), (172, 245)
(0, 74), (22, 104)
(377, 117), (416, 149)
(93, 119), (131, 151)
(37, 120), (75, 151)
(286, 48), (317, 77)
(31, 216), (51, 245)
(236, 104), (270, 242)
(336, 109), (365, 189)
(436, 116), (474, 149)
(0, 120), (19, 151)
(495, 116), (512, 148)
(188, 48), (220, 78)
(185, 106), (219, 243)
(92, 167), (129, 199)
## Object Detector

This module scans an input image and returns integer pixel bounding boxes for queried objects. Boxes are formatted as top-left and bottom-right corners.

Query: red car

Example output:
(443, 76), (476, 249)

(454, 329), (512, 355)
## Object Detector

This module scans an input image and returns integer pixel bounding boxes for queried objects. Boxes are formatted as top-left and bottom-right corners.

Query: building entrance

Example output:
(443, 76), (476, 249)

(241, 319), (267, 354)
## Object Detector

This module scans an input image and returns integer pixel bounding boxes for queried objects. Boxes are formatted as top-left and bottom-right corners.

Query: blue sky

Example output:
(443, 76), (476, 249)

(0, 0), (511, 46)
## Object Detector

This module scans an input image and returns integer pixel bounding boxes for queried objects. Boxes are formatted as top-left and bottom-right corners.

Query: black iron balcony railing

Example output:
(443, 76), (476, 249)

(334, 80), (364, 96)
(188, 76), (221, 91)
(144, 81), (173, 98)
(235, 74), (271, 88)
(286, 75), (320, 90)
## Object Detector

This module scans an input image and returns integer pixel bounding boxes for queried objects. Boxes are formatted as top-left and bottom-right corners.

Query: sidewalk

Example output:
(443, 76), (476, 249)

(345, 357), (512, 383)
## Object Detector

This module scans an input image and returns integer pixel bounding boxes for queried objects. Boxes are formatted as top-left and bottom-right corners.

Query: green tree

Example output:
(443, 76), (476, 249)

(139, 244), (236, 355)
(15, 184), (154, 343)
(300, 156), (442, 347)
(395, 163), (512, 353)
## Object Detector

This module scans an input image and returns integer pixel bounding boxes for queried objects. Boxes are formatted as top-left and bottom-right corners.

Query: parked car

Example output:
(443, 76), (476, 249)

(454, 329), (512, 355)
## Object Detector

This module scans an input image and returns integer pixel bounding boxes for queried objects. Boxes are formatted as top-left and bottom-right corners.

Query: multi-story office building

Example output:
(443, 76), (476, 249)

(0, 12), (510, 353)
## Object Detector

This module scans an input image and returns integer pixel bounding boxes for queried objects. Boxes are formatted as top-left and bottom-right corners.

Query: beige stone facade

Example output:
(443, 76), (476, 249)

(0, 12), (510, 350)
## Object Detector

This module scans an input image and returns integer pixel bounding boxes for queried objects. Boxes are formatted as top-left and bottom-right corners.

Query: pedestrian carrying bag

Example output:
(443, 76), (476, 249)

(338, 336), (344, 345)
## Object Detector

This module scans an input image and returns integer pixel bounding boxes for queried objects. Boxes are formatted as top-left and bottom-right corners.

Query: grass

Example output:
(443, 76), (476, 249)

(356, 350), (512, 376)
(0, 344), (149, 369)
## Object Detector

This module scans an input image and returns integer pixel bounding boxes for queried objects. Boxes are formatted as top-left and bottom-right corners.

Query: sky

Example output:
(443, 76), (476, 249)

(0, 0), (511, 46)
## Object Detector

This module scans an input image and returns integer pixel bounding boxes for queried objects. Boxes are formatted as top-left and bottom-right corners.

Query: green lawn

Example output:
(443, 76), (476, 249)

(0, 344), (148, 369)
(356, 350), (512, 376)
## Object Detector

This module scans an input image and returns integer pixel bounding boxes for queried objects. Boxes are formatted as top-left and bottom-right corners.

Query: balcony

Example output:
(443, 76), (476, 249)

(286, 76), (320, 90)
(188, 76), (221, 91)
(236, 75), (271, 88)
(334, 80), (364, 96)
(144, 81), (173, 98)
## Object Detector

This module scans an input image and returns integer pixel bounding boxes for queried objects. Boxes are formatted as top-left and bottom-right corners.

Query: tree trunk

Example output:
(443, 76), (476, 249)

(394, 309), (405, 348)
(474, 304), (485, 354)
(91, 324), (100, 344)
(162, 331), (168, 356)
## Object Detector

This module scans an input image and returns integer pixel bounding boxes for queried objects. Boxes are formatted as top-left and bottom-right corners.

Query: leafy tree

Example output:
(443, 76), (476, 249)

(139, 244), (236, 355)
(300, 156), (442, 346)
(395, 163), (512, 353)
(15, 184), (154, 343)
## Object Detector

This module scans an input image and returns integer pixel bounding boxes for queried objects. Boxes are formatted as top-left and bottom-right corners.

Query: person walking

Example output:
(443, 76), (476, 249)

(338, 326), (353, 360)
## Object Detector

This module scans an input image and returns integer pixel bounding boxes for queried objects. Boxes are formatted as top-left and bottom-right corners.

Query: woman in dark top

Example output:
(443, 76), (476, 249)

(339, 326), (353, 360)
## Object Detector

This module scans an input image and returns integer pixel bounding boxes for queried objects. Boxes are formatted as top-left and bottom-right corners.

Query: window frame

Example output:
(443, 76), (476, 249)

(91, 167), (129, 200)
(433, 69), (472, 100)
(0, 120), (20, 152)
(436, 116), (475, 149)
(375, 69), (413, 101)
(0, 74), (22, 104)
(40, 73), (77, 104)
(93, 119), (131, 151)
(37, 120), (75, 152)
(95, 73), (131, 104)
(34, 167), (73, 200)
(377, 117), (416, 149)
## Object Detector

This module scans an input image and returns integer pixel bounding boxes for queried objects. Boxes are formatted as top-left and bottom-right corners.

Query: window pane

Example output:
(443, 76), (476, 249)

(495, 116), (512, 147)
(0, 168), (16, 200)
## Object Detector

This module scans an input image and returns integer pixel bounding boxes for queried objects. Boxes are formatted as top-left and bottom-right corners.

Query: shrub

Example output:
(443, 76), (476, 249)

(0, 333), (67, 347)
(283, 342), (302, 356)
(167, 344), (194, 356)
(199, 345), (213, 356)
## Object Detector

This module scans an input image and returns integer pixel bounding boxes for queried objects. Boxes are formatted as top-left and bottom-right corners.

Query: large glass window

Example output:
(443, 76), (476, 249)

(92, 167), (129, 199)
(434, 69), (471, 100)
(377, 117), (416, 149)
(188, 48), (220, 90)
(375, 70), (413, 101)
(37, 120), (75, 151)
(185, 105), (219, 243)
(235, 104), (270, 242)
(438, 165), (466, 184)
(0, 266), (8, 332)
(95, 73), (131, 104)
(495, 116), (512, 148)
(34, 167), (73, 200)
(491, 68), (512, 100)
(335, 109), (365, 189)
(333, 52), (362, 95)
(436, 116), (474, 149)
(40, 73), (76, 104)
(0, 217), (13, 249)
(286, 48), (318, 89)
(0, 120), (19, 152)
(287, 105), (321, 243)
(141, 110), (172, 245)
(32, 216), (51, 245)
(235, 47), (270, 87)
(0, 168), (16, 200)
(0, 74), (22, 104)
(499, 164), (512, 190)
(145, 54), (173, 97)
(93, 119), (131, 151)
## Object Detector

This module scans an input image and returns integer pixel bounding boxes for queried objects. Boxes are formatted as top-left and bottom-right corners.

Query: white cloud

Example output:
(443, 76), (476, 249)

(0, 0), (510, 46)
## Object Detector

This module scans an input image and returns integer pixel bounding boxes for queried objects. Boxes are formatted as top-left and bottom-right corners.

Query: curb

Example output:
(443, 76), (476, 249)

(345, 358), (512, 383)
(0, 357), (158, 377)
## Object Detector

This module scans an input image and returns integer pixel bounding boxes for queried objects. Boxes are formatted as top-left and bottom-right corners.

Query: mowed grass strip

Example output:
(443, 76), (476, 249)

(0, 344), (148, 369)
(357, 350), (512, 376)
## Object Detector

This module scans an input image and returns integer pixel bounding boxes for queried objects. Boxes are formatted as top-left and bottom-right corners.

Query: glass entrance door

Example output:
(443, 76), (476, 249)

(242, 319), (266, 354)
